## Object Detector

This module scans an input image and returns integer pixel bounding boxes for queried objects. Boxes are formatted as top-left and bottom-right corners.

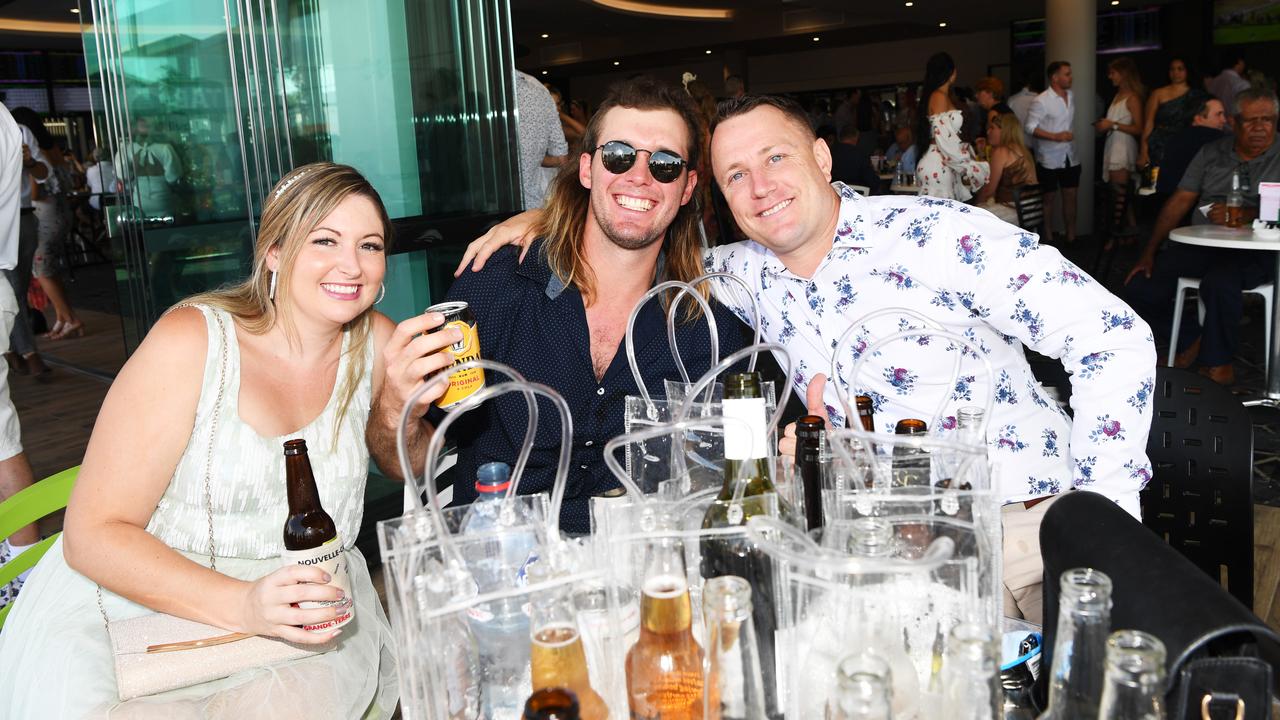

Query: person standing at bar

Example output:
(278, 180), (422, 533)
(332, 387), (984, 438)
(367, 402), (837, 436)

(0, 102), (44, 609)
(2, 107), (48, 377)
(1026, 61), (1081, 244)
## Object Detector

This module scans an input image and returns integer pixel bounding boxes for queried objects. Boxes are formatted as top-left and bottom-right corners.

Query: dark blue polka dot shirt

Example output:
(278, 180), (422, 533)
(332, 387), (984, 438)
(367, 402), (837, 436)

(439, 240), (752, 534)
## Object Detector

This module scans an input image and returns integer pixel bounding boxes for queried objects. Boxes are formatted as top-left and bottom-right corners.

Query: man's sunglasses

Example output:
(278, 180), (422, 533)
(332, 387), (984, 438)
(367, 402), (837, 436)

(592, 140), (687, 183)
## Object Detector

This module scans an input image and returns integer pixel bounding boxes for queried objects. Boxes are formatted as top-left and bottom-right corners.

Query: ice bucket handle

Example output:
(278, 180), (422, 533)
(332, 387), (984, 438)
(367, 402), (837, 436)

(666, 272), (764, 383)
(837, 317), (995, 437)
(398, 361), (574, 564)
(624, 280), (718, 411)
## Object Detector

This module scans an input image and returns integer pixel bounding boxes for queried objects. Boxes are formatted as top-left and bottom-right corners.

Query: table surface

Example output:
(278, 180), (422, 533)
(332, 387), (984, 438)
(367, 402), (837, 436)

(890, 183), (921, 194)
(1169, 225), (1280, 251)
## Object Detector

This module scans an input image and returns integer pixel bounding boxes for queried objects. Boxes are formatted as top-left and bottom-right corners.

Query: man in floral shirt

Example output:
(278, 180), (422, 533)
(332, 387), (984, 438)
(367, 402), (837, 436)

(456, 95), (1156, 623)
(708, 96), (1155, 622)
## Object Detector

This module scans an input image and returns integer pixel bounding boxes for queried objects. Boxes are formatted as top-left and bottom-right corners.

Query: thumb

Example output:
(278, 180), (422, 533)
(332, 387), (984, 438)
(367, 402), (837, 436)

(806, 374), (832, 428)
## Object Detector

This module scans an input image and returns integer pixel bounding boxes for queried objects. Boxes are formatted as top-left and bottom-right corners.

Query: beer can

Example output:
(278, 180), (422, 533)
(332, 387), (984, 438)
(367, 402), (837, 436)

(428, 301), (485, 409)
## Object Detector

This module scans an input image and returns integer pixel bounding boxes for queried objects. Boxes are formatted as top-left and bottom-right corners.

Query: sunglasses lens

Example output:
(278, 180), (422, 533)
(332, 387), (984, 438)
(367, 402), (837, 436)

(649, 151), (685, 183)
(599, 141), (636, 174)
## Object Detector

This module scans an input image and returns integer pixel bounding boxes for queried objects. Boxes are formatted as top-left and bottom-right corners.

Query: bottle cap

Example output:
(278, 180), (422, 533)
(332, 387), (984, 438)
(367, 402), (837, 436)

(475, 461), (512, 493)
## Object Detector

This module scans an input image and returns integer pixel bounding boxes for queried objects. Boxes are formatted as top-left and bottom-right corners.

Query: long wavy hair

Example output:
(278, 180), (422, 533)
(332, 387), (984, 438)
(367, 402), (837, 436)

(916, 52), (957, 158)
(1108, 56), (1146, 104)
(536, 75), (708, 317)
(181, 162), (392, 428)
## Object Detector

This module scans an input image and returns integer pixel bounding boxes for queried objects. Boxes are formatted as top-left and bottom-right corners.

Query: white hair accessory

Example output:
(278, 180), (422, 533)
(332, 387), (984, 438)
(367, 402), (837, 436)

(682, 72), (696, 90)
(274, 168), (311, 199)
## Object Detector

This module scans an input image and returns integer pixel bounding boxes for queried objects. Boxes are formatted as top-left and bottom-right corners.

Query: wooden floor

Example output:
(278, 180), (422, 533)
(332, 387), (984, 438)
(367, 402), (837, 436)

(6, 308), (1280, 632)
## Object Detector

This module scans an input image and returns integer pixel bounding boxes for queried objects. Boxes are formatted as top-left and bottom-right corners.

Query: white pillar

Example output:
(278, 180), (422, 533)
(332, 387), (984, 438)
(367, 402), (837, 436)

(1045, 0), (1095, 236)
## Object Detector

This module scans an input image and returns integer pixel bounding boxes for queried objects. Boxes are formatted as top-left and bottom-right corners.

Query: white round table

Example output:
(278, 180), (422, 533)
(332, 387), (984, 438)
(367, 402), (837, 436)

(1169, 224), (1280, 403)
(890, 183), (920, 195)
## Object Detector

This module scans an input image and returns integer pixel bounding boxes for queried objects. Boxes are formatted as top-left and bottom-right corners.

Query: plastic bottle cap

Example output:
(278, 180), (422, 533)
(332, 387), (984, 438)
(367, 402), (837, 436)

(475, 461), (512, 493)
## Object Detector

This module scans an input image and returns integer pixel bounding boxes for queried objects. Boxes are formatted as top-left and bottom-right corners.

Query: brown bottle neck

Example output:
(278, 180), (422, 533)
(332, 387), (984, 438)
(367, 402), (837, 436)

(285, 451), (325, 515)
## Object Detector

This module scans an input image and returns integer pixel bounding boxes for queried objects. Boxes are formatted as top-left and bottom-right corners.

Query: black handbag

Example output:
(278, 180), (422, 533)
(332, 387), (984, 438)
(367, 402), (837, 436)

(1035, 491), (1279, 719)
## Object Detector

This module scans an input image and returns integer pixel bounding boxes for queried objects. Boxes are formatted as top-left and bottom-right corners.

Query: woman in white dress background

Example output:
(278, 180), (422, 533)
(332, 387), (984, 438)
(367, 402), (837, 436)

(0, 163), (463, 717)
(915, 52), (990, 201)
(1096, 55), (1145, 242)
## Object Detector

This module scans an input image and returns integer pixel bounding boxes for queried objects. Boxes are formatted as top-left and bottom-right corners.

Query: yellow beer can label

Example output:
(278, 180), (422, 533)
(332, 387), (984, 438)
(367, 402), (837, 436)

(437, 319), (484, 408)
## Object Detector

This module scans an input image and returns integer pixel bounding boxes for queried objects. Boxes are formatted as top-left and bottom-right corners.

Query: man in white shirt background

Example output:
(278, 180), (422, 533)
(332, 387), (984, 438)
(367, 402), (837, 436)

(0, 102), (44, 608)
(514, 70), (568, 210)
(3, 106), (50, 379)
(1026, 61), (1081, 245)
(84, 147), (116, 212)
(1207, 51), (1251, 113)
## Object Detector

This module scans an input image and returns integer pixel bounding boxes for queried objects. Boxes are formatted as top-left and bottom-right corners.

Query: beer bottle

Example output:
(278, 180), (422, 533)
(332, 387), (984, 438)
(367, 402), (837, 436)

(940, 623), (1001, 720)
(1097, 630), (1167, 720)
(281, 438), (353, 632)
(626, 534), (704, 719)
(523, 688), (581, 720)
(701, 372), (790, 719)
(529, 566), (609, 720)
(855, 395), (875, 432)
(795, 415), (826, 532)
(825, 652), (892, 720)
(1038, 568), (1113, 720)
(703, 575), (767, 720)
(891, 418), (929, 488)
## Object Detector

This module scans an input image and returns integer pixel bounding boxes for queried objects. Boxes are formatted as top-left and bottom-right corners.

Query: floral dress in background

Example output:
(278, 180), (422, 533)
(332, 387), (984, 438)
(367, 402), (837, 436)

(916, 109), (990, 202)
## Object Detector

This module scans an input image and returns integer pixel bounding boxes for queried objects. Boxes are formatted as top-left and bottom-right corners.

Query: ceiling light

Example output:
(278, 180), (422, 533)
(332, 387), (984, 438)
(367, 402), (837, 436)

(938, 21), (948, 27)
(812, 36), (820, 42)
(70, 7), (79, 12)
(540, 33), (549, 38)
(541, 70), (547, 75)
(1110, 0), (1119, 4)
(613, 60), (620, 66)
(587, 0), (733, 20)
(705, 49), (712, 54)
(904, 1), (913, 5)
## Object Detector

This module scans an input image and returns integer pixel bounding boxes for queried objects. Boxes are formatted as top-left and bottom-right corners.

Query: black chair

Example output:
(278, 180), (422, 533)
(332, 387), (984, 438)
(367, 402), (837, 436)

(1012, 183), (1046, 240)
(1141, 367), (1255, 608)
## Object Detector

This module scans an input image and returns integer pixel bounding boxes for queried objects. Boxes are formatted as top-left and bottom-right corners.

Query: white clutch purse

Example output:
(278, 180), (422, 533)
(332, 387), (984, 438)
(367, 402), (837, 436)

(108, 612), (321, 701)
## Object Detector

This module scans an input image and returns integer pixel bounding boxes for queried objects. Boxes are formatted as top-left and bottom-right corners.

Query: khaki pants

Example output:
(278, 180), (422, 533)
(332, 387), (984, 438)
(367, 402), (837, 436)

(1001, 494), (1063, 626)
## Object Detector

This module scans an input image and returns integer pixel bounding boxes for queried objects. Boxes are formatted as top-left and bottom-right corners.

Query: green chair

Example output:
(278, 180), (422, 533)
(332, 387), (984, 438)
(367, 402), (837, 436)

(0, 466), (78, 628)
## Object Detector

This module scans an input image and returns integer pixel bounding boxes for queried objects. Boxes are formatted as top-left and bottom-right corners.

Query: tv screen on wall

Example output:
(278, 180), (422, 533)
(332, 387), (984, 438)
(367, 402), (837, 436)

(1214, 0), (1280, 44)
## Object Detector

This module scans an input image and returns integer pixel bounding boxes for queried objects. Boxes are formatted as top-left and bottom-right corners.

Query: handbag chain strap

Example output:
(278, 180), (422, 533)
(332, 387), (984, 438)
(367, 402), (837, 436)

(96, 305), (229, 628)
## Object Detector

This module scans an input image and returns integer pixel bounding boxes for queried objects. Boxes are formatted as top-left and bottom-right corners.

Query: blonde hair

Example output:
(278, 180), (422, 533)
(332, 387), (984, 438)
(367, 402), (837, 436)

(1108, 56), (1146, 103)
(180, 162), (392, 431)
(992, 112), (1031, 156)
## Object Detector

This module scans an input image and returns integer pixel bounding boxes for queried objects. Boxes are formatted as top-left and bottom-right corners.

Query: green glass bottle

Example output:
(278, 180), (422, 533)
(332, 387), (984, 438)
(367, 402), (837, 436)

(701, 371), (790, 720)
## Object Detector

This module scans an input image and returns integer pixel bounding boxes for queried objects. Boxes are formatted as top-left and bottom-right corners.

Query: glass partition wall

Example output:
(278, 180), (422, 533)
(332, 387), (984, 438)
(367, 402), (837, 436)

(82, 0), (520, 351)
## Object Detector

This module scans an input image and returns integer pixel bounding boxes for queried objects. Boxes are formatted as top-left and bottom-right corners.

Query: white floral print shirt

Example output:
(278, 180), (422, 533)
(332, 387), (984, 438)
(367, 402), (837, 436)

(705, 183), (1156, 518)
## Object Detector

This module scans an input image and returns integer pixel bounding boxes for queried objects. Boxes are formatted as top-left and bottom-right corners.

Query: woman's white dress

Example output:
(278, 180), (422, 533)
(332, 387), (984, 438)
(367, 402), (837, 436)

(1102, 95), (1138, 179)
(0, 305), (398, 718)
(915, 109), (990, 202)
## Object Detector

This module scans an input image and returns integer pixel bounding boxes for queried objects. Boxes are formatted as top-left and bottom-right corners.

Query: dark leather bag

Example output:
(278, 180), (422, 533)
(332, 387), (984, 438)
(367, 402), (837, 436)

(1035, 491), (1279, 719)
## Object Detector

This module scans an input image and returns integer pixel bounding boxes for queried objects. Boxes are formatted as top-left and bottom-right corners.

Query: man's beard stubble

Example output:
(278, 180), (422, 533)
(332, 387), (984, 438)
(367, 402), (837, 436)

(589, 192), (673, 251)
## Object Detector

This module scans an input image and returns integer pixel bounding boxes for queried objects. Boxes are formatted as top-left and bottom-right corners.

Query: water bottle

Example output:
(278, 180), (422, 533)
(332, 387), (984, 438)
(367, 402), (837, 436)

(461, 462), (540, 720)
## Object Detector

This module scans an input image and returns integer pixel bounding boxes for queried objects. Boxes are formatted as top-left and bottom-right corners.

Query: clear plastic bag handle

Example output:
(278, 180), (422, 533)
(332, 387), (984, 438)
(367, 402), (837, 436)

(842, 327), (996, 438)
(396, 359), (536, 509)
(398, 362), (574, 566)
(674, 342), (794, 437)
(829, 307), (947, 423)
(743, 514), (957, 573)
(624, 280), (718, 409)
(667, 272), (764, 384)
(602, 415), (757, 505)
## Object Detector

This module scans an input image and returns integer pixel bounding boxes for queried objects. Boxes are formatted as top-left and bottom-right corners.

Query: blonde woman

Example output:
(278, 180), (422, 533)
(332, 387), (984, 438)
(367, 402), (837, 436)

(1097, 57), (1145, 240)
(975, 112), (1038, 224)
(0, 163), (459, 717)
